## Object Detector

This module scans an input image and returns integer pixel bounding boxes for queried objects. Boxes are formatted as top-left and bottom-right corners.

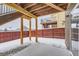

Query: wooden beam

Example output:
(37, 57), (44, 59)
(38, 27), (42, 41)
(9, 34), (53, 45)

(72, 3), (79, 10)
(20, 16), (24, 44)
(35, 18), (38, 42)
(66, 3), (76, 14)
(33, 7), (51, 14)
(66, 3), (71, 10)
(29, 19), (31, 41)
(30, 5), (47, 12)
(57, 4), (64, 6)
(24, 4), (37, 9)
(45, 3), (64, 11)
(22, 15), (31, 20)
(6, 3), (37, 18)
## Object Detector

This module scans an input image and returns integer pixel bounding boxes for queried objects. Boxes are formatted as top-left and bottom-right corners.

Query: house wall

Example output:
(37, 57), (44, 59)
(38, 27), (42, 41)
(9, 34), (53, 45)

(51, 11), (65, 28)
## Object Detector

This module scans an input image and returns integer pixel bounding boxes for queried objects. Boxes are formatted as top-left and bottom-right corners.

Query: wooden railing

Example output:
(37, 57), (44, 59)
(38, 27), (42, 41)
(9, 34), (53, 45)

(0, 4), (16, 16)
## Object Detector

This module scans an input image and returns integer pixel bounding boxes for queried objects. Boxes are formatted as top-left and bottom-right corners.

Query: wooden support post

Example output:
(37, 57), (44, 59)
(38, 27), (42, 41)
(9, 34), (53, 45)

(65, 14), (72, 50)
(65, 4), (76, 50)
(35, 18), (38, 42)
(29, 19), (31, 41)
(20, 16), (24, 44)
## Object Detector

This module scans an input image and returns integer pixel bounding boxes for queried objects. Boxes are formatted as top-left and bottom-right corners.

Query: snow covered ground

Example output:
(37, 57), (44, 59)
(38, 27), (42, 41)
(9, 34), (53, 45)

(72, 40), (79, 56)
(12, 43), (73, 56)
(0, 37), (78, 56)
(0, 38), (30, 53)
(0, 37), (66, 53)
(32, 37), (66, 49)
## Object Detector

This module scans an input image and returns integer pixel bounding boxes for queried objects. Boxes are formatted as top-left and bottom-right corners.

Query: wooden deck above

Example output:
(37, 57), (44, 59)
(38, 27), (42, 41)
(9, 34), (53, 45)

(15, 3), (68, 16)
(0, 12), (22, 25)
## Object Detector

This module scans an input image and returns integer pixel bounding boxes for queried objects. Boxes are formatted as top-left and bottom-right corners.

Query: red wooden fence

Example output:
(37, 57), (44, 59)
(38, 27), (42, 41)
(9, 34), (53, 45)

(0, 28), (65, 43)
(0, 31), (29, 43)
(31, 28), (65, 39)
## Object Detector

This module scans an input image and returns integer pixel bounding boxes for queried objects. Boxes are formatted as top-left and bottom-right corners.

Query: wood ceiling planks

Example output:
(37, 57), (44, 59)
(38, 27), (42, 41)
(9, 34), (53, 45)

(24, 3), (37, 9)
(35, 9), (58, 16)
(29, 5), (47, 12)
